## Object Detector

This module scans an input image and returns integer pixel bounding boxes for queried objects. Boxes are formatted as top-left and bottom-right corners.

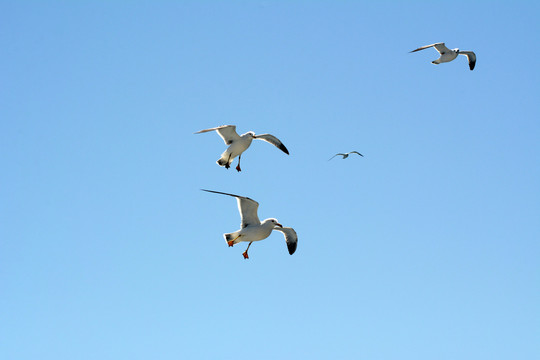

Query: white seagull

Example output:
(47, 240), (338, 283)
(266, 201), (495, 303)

(410, 42), (476, 70)
(202, 189), (298, 259)
(194, 125), (289, 172)
(328, 151), (364, 161)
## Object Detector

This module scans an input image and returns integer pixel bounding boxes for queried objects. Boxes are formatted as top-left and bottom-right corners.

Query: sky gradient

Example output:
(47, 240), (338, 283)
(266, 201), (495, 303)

(1, 1), (539, 359)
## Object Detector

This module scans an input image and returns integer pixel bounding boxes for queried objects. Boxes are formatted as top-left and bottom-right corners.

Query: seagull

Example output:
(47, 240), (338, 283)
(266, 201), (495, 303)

(194, 125), (289, 172)
(410, 42), (476, 70)
(202, 189), (298, 259)
(328, 151), (364, 161)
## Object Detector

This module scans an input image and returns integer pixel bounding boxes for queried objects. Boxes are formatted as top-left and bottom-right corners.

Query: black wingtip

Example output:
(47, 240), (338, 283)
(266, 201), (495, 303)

(280, 144), (290, 155)
(201, 189), (220, 195)
(287, 242), (297, 255)
(201, 189), (226, 195)
(202, 189), (256, 202)
(469, 62), (476, 71)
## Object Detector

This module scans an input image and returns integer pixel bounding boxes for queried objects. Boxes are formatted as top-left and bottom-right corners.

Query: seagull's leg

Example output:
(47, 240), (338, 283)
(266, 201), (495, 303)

(242, 242), (253, 259)
(228, 234), (241, 247)
(225, 154), (232, 169)
(235, 155), (242, 172)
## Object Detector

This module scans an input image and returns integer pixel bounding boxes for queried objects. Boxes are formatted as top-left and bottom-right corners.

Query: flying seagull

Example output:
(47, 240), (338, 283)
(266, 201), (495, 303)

(194, 125), (289, 172)
(328, 151), (364, 161)
(410, 42), (476, 70)
(202, 189), (298, 259)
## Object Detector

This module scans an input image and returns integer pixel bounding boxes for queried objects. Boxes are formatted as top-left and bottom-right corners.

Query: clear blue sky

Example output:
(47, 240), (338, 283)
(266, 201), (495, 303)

(1, 1), (539, 359)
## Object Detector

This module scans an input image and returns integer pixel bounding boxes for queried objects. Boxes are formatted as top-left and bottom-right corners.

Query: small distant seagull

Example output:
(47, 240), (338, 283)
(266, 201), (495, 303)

(328, 151), (364, 161)
(202, 189), (297, 259)
(194, 125), (289, 172)
(410, 42), (476, 70)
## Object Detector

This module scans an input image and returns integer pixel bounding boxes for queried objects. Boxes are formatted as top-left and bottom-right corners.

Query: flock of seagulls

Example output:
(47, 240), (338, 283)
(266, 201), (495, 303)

(197, 41), (476, 259)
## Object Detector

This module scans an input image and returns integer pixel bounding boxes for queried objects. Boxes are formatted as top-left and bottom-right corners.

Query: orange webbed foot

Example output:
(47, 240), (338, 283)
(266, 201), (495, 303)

(236, 165), (242, 172)
(227, 240), (234, 247)
(242, 251), (249, 259)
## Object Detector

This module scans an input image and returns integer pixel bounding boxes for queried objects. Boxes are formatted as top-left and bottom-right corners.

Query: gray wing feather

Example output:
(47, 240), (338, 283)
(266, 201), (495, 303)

(274, 227), (298, 255)
(329, 153), (346, 161)
(237, 197), (260, 228)
(433, 43), (451, 54)
(410, 42), (449, 54)
(459, 51), (476, 70)
(254, 134), (289, 155)
(349, 151), (364, 157)
(194, 125), (241, 145)
(201, 189), (260, 228)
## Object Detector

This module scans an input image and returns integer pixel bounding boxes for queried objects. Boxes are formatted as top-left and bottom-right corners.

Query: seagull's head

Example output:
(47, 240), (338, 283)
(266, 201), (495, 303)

(453, 48), (460, 53)
(246, 131), (256, 138)
(267, 218), (283, 228)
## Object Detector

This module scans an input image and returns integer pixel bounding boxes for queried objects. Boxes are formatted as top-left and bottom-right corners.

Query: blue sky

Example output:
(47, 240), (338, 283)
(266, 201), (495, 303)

(1, 1), (539, 359)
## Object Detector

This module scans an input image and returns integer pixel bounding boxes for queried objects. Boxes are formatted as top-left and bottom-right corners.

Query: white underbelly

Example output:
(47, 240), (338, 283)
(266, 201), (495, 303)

(239, 226), (273, 242)
(225, 138), (252, 158)
(440, 52), (458, 63)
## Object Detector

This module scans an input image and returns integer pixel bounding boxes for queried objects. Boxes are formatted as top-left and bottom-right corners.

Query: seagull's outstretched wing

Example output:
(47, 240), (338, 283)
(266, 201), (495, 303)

(274, 227), (298, 255)
(328, 153), (346, 161)
(194, 125), (241, 145)
(433, 43), (451, 54)
(254, 134), (289, 155)
(410, 42), (450, 55)
(201, 189), (260, 228)
(459, 51), (476, 70)
(349, 151), (364, 157)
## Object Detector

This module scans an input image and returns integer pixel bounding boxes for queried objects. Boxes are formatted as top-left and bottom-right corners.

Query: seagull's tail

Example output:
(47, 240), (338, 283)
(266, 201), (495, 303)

(216, 157), (233, 167)
(217, 151), (233, 167)
(224, 232), (242, 245)
(216, 158), (227, 167)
